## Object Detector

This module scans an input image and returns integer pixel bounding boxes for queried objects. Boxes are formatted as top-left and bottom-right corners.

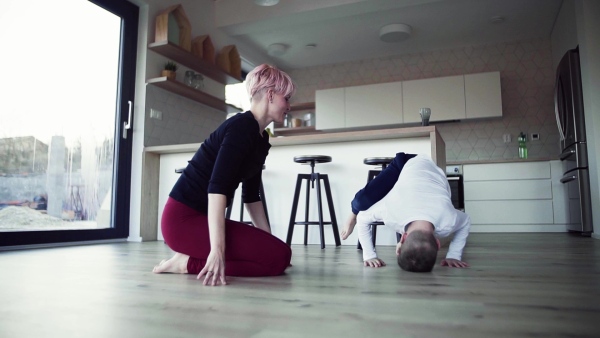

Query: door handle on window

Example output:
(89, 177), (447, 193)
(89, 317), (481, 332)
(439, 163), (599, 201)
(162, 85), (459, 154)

(123, 100), (132, 139)
(560, 174), (577, 183)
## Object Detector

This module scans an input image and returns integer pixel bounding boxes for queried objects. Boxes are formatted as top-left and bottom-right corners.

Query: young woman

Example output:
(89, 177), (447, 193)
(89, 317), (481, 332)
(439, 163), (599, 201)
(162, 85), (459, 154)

(153, 64), (295, 286)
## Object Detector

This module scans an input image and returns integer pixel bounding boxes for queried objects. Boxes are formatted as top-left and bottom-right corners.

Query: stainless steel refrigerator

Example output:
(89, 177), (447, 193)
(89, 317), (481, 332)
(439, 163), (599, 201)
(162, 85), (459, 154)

(554, 47), (593, 236)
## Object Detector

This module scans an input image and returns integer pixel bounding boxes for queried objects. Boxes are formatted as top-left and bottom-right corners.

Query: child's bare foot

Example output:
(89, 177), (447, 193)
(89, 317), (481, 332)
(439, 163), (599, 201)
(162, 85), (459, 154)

(341, 213), (357, 240)
(152, 252), (189, 274)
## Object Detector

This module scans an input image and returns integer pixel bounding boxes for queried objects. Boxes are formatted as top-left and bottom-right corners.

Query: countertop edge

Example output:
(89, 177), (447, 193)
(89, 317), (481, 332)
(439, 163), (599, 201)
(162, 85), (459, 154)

(145, 126), (438, 154)
(447, 157), (559, 165)
(269, 126), (436, 146)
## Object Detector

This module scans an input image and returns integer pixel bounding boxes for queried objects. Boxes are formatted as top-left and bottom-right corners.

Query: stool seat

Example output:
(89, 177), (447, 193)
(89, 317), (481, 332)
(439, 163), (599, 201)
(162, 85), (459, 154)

(363, 157), (394, 168)
(294, 155), (332, 164)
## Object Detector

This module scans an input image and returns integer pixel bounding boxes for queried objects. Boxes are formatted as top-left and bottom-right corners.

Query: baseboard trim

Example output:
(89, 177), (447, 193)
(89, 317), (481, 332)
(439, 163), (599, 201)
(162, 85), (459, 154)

(470, 224), (568, 233)
(0, 238), (128, 251)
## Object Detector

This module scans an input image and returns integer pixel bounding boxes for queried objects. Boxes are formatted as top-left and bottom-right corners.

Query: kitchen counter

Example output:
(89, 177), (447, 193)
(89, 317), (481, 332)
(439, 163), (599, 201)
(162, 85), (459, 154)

(145, 126), (445, 244)
(145, 125), (443, 158)
(447, 157), (558, 165)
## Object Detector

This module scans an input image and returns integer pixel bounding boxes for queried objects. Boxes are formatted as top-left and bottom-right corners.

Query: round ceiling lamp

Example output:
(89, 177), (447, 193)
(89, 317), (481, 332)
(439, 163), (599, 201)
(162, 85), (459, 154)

(379, 23), (412, 43)
(268, 43), (287, 56)
(254, 0), (280, 6)
(489, 16), (506, 24)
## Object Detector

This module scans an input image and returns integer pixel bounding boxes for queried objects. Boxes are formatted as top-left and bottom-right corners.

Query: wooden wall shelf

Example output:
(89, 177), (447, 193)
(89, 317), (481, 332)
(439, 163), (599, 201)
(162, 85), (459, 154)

(273, 102), (316, 131)
(149, 41), (242, 85)
(147, 77), (239, 114)
(274, 126), (318, 136)
(290, 102), (315, 111)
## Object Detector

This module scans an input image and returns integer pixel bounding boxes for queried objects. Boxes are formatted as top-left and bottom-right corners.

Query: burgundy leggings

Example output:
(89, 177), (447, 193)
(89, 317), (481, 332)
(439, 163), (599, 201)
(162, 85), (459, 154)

(161, 197), (292, 277)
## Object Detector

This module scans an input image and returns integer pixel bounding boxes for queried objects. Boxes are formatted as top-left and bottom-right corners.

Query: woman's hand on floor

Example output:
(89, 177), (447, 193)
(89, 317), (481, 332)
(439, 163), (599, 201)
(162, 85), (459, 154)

(198, 250), (227, 286)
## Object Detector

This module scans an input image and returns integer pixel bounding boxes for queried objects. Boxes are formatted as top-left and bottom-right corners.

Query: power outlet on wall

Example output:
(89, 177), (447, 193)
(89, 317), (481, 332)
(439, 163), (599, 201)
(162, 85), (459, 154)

(150, 108), (163, 120)
(531, 133), (540, 141)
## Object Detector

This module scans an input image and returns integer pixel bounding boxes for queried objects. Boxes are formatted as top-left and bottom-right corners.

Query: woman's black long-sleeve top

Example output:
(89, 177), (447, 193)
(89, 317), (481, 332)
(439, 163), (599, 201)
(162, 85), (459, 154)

(169, 111), (271, 213)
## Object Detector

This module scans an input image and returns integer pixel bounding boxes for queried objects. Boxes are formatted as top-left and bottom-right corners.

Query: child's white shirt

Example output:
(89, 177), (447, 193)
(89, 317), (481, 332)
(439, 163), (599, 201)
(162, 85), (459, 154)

(356, 154), (471, 261)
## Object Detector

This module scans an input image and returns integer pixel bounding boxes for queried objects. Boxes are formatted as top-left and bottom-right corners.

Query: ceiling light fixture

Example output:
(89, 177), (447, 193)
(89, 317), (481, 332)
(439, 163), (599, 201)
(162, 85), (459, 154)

(489, 16), (506, 24)
(379, 23), (412, 43)
(267, 43), (287, 56)
(254, 0), (279, 6)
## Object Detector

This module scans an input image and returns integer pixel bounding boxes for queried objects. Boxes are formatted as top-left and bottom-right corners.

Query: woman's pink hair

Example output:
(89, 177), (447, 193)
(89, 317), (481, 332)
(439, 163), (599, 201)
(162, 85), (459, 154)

(246, 64), (296, 101)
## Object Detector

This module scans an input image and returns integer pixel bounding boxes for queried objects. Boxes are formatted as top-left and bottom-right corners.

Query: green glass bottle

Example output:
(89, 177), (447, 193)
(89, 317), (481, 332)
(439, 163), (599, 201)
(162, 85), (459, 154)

(518, 132), (528, 159)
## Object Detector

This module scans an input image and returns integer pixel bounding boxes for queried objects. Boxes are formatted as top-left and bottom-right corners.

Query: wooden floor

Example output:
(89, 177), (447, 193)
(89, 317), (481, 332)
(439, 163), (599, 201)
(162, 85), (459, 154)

(1, 233), (599, 338)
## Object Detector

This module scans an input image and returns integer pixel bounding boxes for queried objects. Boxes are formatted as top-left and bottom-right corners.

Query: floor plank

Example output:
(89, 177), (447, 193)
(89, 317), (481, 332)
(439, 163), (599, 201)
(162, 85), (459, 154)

(0, 233), (599, 338)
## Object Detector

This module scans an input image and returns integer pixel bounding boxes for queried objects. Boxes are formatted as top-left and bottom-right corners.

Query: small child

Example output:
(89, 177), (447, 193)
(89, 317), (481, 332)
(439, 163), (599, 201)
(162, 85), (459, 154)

(341, 152), (471, 272)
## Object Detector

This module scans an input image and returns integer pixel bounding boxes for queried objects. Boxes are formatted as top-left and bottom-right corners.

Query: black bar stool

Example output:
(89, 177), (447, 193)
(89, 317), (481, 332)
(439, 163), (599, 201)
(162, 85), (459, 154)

(286, 155), (341, 249)
(225, 165), (270, 226)
(358, 157), (401, 249)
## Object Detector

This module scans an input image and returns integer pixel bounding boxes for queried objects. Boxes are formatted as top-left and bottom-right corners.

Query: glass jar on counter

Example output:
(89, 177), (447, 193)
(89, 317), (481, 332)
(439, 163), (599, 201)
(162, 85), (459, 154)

(303, 111), (315, 127)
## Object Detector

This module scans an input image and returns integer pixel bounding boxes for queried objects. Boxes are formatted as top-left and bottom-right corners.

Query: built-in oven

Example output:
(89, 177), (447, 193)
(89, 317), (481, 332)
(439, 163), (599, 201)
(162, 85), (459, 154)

(446, 165), (464, 211)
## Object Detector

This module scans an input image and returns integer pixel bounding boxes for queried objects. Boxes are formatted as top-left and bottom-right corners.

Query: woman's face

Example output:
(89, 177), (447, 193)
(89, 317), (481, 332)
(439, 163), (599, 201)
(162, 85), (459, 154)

(268, 90), (291, 123)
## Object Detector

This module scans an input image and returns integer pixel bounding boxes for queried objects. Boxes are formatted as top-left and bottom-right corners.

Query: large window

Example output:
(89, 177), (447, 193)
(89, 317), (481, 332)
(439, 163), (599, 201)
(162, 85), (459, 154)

(0, 0), (138, 246)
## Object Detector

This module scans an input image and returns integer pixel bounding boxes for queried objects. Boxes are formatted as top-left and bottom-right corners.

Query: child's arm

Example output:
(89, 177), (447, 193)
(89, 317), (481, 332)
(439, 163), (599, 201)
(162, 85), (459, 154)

(441, 210), (471, 267)
(356, 212), (379, 263)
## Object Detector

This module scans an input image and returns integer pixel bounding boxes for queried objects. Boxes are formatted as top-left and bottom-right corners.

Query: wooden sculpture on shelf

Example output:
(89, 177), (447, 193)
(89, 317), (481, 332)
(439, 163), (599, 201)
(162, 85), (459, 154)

(217, 45), (242, 80)
(155, 4), (192, 52)
(192, 35), (215, 64)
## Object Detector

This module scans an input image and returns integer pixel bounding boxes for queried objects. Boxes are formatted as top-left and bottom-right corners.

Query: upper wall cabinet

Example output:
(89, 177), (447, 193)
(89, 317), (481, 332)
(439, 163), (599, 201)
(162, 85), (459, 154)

(315, 71), (502, 130)
(345, 82), (403, 128)
(402, 75), (466, 123)
(465, 71), (502, 119)
(315, 88), (345, 130)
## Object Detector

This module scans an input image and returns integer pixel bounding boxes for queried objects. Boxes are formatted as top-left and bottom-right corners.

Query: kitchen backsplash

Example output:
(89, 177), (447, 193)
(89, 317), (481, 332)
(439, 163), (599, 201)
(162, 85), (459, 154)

(289, 37), (560, 162)
(145, 85), (226, 147)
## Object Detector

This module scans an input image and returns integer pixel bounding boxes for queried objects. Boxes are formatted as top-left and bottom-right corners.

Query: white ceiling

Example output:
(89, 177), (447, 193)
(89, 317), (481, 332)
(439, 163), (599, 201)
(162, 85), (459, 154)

(214, 0), (563, 70)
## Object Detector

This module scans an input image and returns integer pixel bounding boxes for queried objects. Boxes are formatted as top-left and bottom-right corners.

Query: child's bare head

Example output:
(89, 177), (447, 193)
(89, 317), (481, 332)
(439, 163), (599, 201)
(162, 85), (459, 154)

(397, 230), (439, 272)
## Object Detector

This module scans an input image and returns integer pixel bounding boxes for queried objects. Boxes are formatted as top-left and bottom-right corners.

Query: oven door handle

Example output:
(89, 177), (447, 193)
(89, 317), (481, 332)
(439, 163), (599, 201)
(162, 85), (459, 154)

(560, 174), (577, 184)
(560, 148), (575, 161)
(447, 176), (461, 181)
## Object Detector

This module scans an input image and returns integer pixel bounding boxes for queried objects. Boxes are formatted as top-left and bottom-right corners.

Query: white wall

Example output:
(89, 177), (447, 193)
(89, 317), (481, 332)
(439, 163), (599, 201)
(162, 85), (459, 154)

(551, 0), (578, 69)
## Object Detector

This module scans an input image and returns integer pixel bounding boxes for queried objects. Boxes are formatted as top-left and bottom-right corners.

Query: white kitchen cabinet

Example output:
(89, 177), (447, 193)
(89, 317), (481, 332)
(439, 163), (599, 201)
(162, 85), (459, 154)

(464, 161), (550, 181)
(402, 75), (466, 123)
(463, 161), (567, 232)
(315, 88), (345, 130)
(465, 71), (502, 119)
(157, 152), (195, 240)
(316, 71), (501, 130)
(345, 82), (403, 128)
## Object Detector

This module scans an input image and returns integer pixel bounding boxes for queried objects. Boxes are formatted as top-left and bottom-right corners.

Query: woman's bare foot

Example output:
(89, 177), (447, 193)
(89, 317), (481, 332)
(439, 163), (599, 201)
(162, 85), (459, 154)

(152, 252), (189, 274)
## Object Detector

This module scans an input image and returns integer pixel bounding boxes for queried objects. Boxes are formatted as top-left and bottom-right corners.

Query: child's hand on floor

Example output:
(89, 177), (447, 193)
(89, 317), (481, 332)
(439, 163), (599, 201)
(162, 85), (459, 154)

(441, 258), (469, 268)
(364, 258), (386, 268)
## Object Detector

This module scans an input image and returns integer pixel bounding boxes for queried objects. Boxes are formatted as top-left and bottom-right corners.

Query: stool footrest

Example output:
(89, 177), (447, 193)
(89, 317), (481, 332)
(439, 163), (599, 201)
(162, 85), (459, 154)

(294, 221), (334, 225)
